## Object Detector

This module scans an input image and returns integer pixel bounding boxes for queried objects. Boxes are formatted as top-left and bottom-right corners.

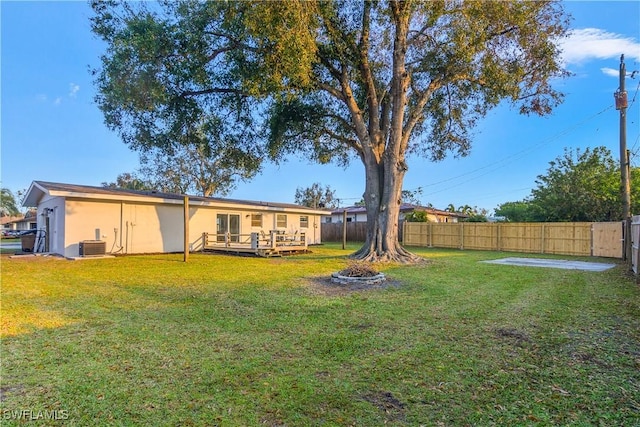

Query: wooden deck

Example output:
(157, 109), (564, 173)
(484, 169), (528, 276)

(202, 231), (309, 257)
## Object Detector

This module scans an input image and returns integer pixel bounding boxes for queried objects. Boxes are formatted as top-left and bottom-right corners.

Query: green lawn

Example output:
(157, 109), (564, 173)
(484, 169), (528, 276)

(1, 244), (639, 426)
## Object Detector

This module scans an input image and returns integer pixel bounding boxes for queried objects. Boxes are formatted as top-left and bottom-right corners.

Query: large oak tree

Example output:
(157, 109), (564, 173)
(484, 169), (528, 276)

(91, 0), (570, 262)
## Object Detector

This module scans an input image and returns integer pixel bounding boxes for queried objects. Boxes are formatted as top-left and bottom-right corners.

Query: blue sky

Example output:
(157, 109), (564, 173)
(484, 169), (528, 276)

(2, 1), (639, 213)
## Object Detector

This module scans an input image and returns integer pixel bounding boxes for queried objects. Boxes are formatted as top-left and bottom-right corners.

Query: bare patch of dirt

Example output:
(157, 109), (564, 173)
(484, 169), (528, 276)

(361, 390), (406, 421)
(495, 327), (532, 346)
(0, 384), (25, 403)
(303, 276), (404, 296)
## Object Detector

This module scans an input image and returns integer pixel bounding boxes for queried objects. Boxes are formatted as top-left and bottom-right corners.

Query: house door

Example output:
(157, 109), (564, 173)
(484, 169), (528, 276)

(216, 214), (240, 242)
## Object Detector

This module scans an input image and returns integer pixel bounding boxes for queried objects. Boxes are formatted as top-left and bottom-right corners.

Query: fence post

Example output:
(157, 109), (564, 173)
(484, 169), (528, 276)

(541, 223), (545, 254)
(631, 216), (639, 276)
(460, 222), (464, 250)
(403, 221), (407, 245)
(625, 217), (632, 263)
(183, 196), (189, 263)
(342, 211), (347, 249)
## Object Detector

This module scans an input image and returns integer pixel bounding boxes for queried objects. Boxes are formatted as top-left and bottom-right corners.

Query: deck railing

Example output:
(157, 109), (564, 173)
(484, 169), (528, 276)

(203, 230), (306, 251)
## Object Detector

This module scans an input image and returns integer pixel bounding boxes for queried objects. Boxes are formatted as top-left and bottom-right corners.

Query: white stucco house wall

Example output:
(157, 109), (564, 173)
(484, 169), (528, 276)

(23, 181), (329, 258)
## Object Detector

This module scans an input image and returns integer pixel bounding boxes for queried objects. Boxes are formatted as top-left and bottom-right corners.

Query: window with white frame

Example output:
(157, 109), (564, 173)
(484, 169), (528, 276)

(276, 214), (287, 228)
(251, 213), (262, 227)
(300, 215), (309, 228)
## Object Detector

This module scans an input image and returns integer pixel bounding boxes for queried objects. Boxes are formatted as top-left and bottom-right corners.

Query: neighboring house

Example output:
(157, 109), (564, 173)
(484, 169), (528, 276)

(1, 211), (37, 232)
(324, 204), (468, 223)
(23, 181), (329, 258)
(1, 215), (23, 232)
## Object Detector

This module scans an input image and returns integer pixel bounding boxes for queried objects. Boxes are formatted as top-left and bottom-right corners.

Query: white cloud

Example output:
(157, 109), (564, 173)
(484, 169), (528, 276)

(54, 97), (62, 106)
(600, 67), (619, 78)
(68, 83), (80, 98)
(559, 28), (640, 66)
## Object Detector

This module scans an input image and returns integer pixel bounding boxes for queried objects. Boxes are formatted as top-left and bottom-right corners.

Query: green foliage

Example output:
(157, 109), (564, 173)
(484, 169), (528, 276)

(103, 143), (260, 197)
(294, 182), (338, 209)
(401, 188), (424, 206)
(495, 200), (542, 222)
(102, 172), (153, 191)
(442, 204), (488, 222)
(532, 147), (621, 221)
(463, 212), (489, 222)
(138, 143), (261, 197)
(0, 188), (20, 216)
(91, 0), (569, 168)
(404, 210), (429, 222)
(496, 147), (640, 222)
(498, 147), (638, 222)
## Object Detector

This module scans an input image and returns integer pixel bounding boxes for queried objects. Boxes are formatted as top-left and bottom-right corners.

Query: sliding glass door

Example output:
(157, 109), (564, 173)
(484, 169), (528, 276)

(216, 213), (240, 242)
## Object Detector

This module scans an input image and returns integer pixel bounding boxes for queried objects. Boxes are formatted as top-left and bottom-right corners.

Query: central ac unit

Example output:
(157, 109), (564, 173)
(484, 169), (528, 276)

(79, 240), (106, 256)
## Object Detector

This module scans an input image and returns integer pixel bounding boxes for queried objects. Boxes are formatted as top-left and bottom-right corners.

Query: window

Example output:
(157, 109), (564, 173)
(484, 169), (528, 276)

(251, 213), (262, 227)
(276, 214), (287, 228)
(300, 215), (309, 228)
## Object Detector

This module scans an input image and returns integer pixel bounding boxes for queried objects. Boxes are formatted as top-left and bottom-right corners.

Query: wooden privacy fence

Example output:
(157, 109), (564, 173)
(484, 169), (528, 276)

(632, 215), (640, 274)
(322, 222), (369, 242)
(403, 221), (623, 258)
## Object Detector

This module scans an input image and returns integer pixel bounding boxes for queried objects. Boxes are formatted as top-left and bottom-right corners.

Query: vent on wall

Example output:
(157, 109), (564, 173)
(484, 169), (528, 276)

(79, 240), (106, 256)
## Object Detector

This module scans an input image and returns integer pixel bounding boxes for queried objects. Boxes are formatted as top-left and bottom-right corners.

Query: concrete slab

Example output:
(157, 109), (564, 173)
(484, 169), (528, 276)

(481, 257), (616, 272)
(66, 255), (115, 261)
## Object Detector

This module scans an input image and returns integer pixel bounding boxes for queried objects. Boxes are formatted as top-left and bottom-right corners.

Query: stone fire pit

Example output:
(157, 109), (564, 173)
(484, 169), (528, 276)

(330, 271), (386, 286)
(330, 260), (386, 286)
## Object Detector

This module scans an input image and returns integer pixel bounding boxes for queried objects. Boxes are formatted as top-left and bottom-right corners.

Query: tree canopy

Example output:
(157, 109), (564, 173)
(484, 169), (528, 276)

(294, 183), (338, 209)
(102, 172), (153, 191)
(102, 143), (260, 197)
(138, 143), (261, 197)
(0, 188), (20, 217)
(495, 147), (639, 222)
(92, 0), (570, 262)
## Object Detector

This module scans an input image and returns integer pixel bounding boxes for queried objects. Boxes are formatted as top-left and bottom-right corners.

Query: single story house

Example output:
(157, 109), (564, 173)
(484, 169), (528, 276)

(324, 203), (468, 224)
(23, 181), (329, 258)
(1, 215), (25, 232)
(1, 212), (37, 232)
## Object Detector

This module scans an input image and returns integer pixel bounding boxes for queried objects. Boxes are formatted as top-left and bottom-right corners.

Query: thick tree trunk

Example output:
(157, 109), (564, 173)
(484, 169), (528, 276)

(351, 154), (424, 264)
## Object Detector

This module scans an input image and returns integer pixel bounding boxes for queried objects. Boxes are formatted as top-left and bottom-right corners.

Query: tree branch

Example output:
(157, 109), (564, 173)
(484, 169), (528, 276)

(178, 88), (245, 97)
(358, 1), (381, 147)
(402, 79), (440, 150)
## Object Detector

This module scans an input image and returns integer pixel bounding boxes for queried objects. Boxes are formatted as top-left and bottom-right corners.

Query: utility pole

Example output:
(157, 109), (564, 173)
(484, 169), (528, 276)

(614, 54), (631, 261)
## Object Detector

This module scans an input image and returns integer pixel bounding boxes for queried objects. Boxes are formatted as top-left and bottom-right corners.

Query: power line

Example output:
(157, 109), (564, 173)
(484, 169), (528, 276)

(338, 103), (630, 205)
(419, 105), (614, 196)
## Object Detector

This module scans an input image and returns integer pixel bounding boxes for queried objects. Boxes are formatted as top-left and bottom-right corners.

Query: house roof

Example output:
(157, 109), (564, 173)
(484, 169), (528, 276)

(23, 181), (331, 215)
(1, 215), (23, 225)
(330, 203), (469, 218)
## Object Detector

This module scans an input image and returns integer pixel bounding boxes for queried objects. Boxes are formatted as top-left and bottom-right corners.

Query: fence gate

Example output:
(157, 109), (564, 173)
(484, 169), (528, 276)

(591, 222), (623, 258)
(632, 216), (640, 275)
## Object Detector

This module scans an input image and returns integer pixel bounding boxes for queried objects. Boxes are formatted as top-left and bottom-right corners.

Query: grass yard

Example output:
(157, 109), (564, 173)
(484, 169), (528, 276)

(1, 244), (639, 426)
